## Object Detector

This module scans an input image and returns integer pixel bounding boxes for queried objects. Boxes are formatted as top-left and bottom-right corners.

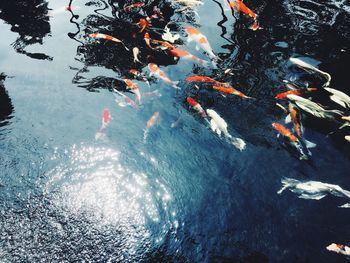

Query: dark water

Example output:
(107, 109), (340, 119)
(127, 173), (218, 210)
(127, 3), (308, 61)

(0, 0), (349, 262)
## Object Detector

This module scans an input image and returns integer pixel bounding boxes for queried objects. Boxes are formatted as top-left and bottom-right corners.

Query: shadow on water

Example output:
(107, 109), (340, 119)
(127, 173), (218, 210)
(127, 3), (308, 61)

(0, 73), (13, 128)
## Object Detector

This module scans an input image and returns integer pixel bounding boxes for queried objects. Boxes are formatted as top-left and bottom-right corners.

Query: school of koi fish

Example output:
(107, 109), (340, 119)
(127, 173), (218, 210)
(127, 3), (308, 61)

(84, 0), (350, 257)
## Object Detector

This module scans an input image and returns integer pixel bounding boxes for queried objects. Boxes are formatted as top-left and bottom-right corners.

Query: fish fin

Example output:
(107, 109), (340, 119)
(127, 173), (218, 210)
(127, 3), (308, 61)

(117, 101), (127, 107)
(304, 139), (317, 149)
(285, 114), (291, 124)
(195, 45), (200, 51)
(339, 203), (350, 208)
(221, 94), (227, 98)
(187, 36), (193, 43)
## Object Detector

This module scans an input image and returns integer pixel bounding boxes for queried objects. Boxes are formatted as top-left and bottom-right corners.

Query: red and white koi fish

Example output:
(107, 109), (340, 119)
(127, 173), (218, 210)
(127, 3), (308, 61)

(89, 33), (129, 51)
(138, 18), (152, 33)
(212, 85), (252, 99)
(95, 108), (111, 140)
(185, 27), (218, 61)
(327, 243), (350, 256)
(228, 0), (257, 20)
(185, 75), (226, 85)
(170, 48), (209, 66)
(144, 33), (152, 49)
(123, 3), (144, 11)
(124, 79), (142, 104)
(113, 88), (138, 108)
(275, 88), (317, 99)
(144, 112), (160, 142)
(148, 63), (180, 89)
(187, 97), (207, 118)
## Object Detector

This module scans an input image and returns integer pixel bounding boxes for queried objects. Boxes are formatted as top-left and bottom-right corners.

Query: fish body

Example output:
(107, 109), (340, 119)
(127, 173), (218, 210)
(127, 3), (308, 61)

(185, 27), (218, 60)
(123, 3), (144, 11)
(290, 57), (331, 87)
(287, 94), (343, 119)
(124, 79), (141, 104)
(229, 0), (257, 19)
(148, 63), (180, 89)
(278, 177), (350, 201)
(185, 75), (225, 85)
(170, 48), (208, 66)
(113, 89), (138, 108)
(144, 33), (152, 49)
(212, 85), (251, 98)
(96, 108), (111, 140)
(162, 27), (180, 43)
(288, 104), (303, 137)
(272, 122), (298, 142)
(206, 109), (246, 150)
(174, 0), (204, 6)
(275, 90), (301, 99)
(187, 97), (207, 118)
(138, 18), (151, 33)
(345, 136), (350, 142)
(132, 47), (141, 63)
(324, 87), (350, 109)
(327, 243), (350, 256)
(144, 112), (160, 141)
(89, 33), (129, 51)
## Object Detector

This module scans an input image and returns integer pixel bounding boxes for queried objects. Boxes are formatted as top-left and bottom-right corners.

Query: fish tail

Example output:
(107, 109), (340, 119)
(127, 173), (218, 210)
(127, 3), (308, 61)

(231, 137), (246, 151)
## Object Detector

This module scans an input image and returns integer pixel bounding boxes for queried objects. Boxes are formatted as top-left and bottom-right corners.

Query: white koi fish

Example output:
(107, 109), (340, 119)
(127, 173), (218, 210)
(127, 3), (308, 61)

(278, 178), (350, 204)
(326, 243), (350, 256)
(287, 94), (343, 119)
(324, 87), (350, 109)
(148, 63), (180, 89)
(289, 57), (331, 87)
(89, 33), (129, 51)
(206, 109), (246, 151)
(132, 47), (141, 63)
(162, 26), (180, 43)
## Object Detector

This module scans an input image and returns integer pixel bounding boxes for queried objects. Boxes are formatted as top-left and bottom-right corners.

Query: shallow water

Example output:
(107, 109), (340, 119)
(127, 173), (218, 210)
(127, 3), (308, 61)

(0, 0), (349, 262)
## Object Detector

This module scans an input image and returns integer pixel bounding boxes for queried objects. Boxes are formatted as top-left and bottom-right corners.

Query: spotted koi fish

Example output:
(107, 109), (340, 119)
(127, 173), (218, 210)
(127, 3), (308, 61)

(89, 33), (129, 51)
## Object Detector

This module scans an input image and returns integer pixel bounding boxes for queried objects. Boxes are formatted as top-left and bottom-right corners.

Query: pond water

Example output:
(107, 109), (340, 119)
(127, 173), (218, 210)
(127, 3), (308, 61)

(0, 0), (349, 262)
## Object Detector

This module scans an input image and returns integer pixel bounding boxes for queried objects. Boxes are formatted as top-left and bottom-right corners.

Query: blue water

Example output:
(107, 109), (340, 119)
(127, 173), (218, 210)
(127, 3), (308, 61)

(0, 0), (349, 262)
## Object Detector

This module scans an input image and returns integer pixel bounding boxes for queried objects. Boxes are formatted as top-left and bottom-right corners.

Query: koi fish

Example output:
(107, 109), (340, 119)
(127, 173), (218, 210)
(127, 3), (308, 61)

(89, 33), (129, 51)
(327, 243), (350, 256)
(113, 88), (138, 108)
(324, 87), (350, 109)
(170, 48), (209, 66)
(132, 47), (141, 63)
(285, 104), (303, 137)
(212, 85), (252, 99)
(187, 97), (207, 118)
(275, 88), (317, 99)
(171, 116), (182, 128)
(144, 33), (152, 49)
(124, 79), (141, 104)
(272, 122), (314, 160)
(95, 108), (111, 140)
(143, 90), (162, 97)
(345, 136), (350, 142)
(206, 109), (246, 150)
(144, 112), (160, 141)
(130, 69), (150, 86)
(49, 5), (81, 15)
(185, 76), (226, 85)
(287, 94), (343, 119)
(174, 0), (204, 7)
(138, 18), (152, 33)
(162, 27), (180, 43)
(278, 177), (350, 203)
(148, 63), (180, 89)
(123, 3), (145, 11)
(185, 27), (218, 61)
(290, 57), (331, 87)
(150, 39), (175, 50)
(228, 0), (257, 19)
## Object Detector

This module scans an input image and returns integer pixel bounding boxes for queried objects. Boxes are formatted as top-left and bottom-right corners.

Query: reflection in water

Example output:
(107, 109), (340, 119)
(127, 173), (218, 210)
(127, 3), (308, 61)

(0, 73), (13, 128)
(0, 0), (52, 60)
(44, 144), (178, 260)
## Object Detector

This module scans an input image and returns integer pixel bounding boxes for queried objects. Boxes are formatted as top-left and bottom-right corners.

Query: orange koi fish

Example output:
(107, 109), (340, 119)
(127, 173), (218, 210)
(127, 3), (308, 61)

(275, 88), (317, 99)
(148, 63), (180, 89)
(138, 18), (152, 33)
(89, 33), (129, 51)
(144, 112), (160, 141)
(124, 79), (141, 104)
(187, 97), (207, 118)
(288, 104), (302, 137)
(212, 85), (252, 99)
(170, 48), (208, 66)
(123, 3), (144, 11)
(272, 122), (298, 142)
(95, 108), (111, 140)
(185, 76), (226, 85)
(228, 0), (257, 19)
(185, 27), (218, 61)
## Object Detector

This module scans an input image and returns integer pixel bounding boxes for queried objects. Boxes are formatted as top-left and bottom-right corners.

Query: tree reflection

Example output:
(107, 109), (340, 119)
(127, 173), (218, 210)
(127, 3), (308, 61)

(0, 0), (52, 60)
(0, 74), (13, 128)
